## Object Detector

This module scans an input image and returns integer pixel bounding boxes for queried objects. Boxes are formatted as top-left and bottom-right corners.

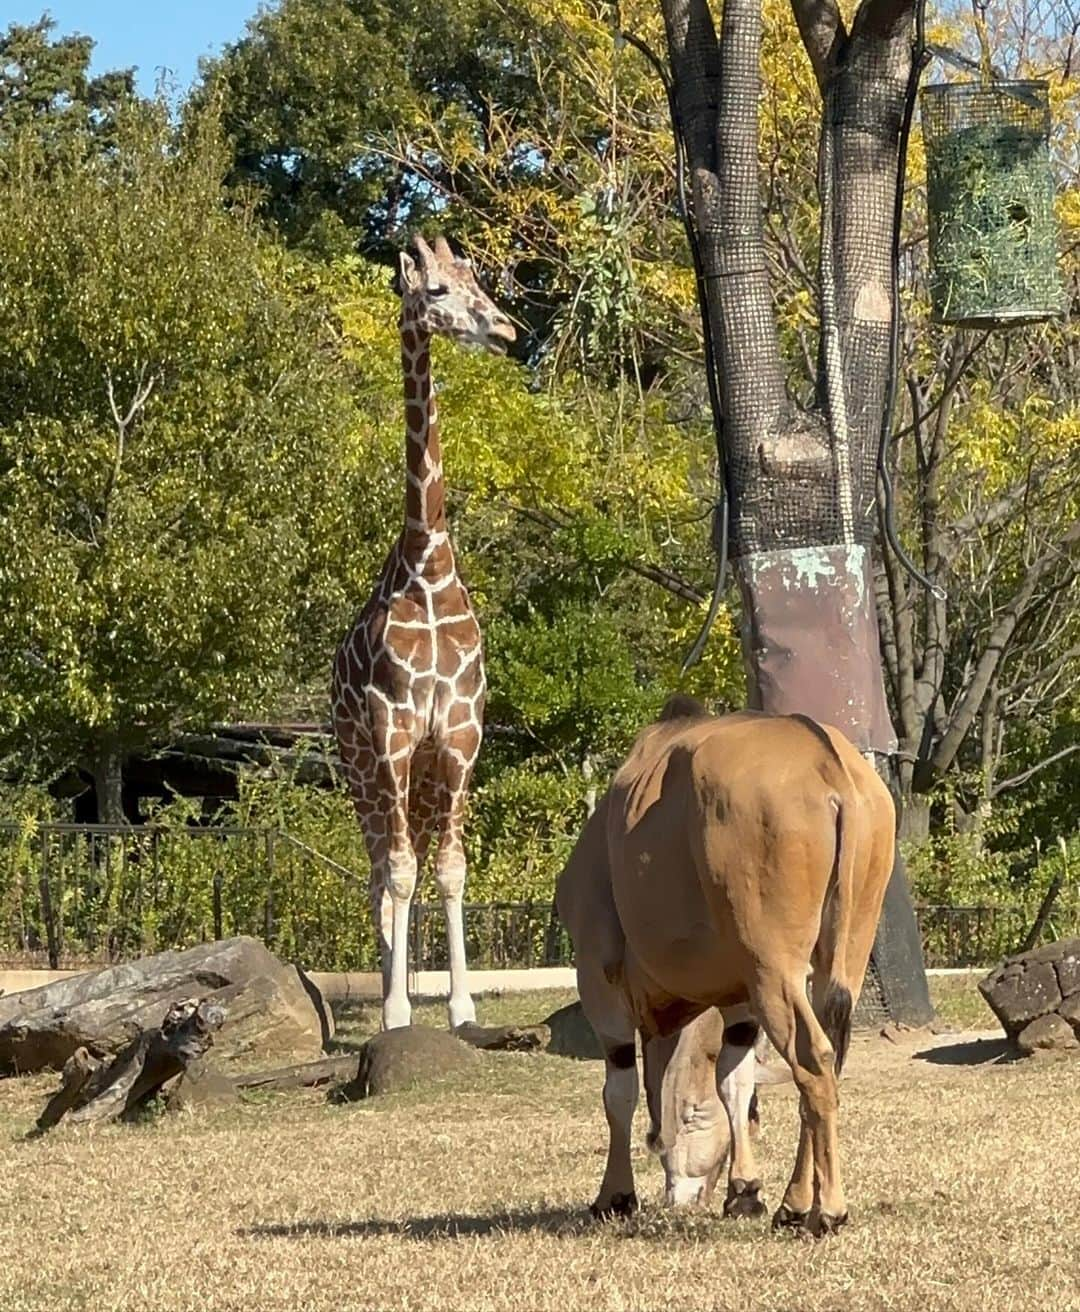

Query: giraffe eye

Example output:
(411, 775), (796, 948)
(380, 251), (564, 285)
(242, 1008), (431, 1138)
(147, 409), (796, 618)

(428, 284), (449, 298)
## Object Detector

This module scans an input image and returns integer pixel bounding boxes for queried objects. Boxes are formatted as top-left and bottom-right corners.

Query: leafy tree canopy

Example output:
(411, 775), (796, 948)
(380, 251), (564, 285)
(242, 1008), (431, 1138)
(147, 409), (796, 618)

(0, 104), (358, 794)
(0, 17), (135, 150)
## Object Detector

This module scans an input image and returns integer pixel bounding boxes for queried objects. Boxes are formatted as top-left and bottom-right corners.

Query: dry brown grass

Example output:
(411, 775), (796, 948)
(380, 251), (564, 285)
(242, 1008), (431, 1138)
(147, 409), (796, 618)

(926, 972), (997, 1031)
(3, 989), (1078, 1312)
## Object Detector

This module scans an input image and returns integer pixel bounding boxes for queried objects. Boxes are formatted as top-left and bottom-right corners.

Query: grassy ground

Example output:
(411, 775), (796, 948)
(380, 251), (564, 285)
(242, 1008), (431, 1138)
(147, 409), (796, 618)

(3, 977), (1078, 1312)
(926, 972), (997, 1031)
(330, 988), (578, 1048)
(327, 974), (996, 1046)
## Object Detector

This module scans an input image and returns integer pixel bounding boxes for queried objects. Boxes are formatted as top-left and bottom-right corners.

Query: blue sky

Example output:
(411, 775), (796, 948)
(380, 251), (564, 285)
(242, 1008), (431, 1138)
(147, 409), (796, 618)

(8, 2), (263, 95)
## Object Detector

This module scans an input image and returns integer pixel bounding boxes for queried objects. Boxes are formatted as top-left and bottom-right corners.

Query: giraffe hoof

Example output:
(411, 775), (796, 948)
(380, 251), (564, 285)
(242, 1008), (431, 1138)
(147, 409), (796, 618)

(448, 999), (477, 1029)
(724, 1178), (766, 1219)
(590, 1192), (639, 1220)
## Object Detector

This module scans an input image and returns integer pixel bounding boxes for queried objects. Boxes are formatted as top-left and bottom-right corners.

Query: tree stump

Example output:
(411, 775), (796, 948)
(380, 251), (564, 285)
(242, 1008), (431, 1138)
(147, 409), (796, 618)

(33, 997), (226, 1134)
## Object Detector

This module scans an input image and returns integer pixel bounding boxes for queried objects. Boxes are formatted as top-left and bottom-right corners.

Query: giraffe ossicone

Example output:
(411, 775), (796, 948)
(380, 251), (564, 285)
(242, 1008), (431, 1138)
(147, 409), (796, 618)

(332, 232), (515, 1031)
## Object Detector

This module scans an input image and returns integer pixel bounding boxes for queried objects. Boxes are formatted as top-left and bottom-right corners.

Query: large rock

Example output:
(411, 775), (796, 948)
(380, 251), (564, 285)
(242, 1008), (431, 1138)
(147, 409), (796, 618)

(980, 938), (1080, 1054)
(543, 1001), (604, 1060)
(1054, 944), (1080, 999)
(0, 937), (328, 1075)
(1016, 1013), (1079, 1056)
(337, 1026), (480, 1100)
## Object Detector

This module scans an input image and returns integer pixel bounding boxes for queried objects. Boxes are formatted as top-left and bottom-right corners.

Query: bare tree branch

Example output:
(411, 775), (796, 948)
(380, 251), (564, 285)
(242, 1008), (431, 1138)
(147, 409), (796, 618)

(918, 520), (1080, 787)
(992, 744), (1080, 797)
(101, 363), (157, 538)
(1000, 644), (1080, 703)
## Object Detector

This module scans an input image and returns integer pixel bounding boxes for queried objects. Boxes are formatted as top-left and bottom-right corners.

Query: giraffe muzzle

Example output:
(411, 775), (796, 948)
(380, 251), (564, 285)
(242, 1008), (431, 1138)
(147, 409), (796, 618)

(485, 318), (517, 353)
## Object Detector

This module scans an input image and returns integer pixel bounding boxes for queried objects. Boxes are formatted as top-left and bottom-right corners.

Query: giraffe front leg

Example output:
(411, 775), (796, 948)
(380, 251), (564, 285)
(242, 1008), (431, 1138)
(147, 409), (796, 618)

(369, 756), (416, 1032)
(383, 832), (418, 1031)
(335, 726), (397, 1009)
(369, 867), (393, 1000)
(432, 783), (476, 1029)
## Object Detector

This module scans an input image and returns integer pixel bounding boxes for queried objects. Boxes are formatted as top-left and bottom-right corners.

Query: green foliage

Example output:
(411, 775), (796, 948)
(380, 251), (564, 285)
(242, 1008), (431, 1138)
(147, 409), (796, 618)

(0, 757), (582, 969)
(201, 0), (580, 257)
(0, 103), (358, 783)
(465, 762), (588, 902)
(0, 17), (135, 151)
(903, 780), (1080, 920)
(903, 789), (1026, 907)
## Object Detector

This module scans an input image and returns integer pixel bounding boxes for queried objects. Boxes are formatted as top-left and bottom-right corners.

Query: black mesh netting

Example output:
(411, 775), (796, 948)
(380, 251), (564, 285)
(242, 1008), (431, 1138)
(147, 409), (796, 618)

(853, 955), (892, 1029)
(715, 49), (907, 556)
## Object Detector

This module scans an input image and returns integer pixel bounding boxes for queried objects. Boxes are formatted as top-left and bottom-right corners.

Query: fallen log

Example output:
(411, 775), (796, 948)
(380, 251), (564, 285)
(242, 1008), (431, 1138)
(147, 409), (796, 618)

(453, 1022), (548, 1052)
(0, 936), (329, 1074)
(231, 1052), (359, 1093)
(33, 997), (225, 1134)
(34, 1047), (101, 1132)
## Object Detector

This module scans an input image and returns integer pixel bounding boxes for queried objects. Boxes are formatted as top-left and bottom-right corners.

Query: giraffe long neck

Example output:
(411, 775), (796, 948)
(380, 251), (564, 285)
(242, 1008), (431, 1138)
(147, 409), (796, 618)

(400, 316), (448, 541)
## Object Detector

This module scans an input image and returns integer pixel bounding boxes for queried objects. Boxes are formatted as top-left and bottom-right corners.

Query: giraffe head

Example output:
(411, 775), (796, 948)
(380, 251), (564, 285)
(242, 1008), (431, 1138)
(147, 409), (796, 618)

(397, 234), (516, 355)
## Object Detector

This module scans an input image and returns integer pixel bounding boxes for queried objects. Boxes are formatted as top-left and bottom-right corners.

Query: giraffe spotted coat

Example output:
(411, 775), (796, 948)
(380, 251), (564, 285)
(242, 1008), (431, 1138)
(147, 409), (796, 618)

(332, 234), (514, 1030)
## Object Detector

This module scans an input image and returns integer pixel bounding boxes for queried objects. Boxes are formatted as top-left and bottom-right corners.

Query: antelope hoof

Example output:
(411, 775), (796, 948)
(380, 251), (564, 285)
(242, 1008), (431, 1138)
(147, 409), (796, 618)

(724, 1178), (766, 1219)
(771, 1203), (811, 1234)
(590, 1191), (639, 1221)
(809, 1208), (849, 1238)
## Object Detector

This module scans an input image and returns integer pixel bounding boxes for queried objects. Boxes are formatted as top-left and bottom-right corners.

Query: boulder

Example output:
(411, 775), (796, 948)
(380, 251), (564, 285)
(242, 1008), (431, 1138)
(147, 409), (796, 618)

(1054, 946), (1080, 999)
(0, 936), (327, 1075)
(337, 1026), (480, 1100)
(543, 1001), (604, 1060)
(980, 960), (1060, 1030)
(980, 937), (1080, 1054)
(1016, 1013), (1079, 1056)
(1058, 992), (1080, 1029)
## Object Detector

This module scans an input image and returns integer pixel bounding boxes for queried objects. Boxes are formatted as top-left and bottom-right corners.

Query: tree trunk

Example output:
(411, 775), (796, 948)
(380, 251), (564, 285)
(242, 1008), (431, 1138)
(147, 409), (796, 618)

(660, 0), (932, 1025)
(93, 739), (126, 825)
(897, 793), (931, 844)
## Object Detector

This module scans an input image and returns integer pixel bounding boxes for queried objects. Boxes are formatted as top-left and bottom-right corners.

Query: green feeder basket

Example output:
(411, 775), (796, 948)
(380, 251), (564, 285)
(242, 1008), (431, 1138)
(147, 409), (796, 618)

(921, 80), (1066, 328)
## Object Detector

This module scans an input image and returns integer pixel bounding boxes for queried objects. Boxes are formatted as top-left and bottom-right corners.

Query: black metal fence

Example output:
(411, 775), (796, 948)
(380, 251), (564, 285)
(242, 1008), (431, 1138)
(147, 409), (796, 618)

(1, 822), (1074, 973)
(915, 903), (1050, 970)
(0, 823), (376, 971)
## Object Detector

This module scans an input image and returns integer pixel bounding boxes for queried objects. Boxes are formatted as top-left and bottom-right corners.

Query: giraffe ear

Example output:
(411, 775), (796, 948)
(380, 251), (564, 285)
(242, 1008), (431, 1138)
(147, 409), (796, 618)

(396, 251), (421, 295)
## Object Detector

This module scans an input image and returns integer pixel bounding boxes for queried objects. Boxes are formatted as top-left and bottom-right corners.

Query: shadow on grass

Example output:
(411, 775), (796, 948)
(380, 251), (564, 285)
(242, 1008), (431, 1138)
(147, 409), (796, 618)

(241, 1204), (773, 1246)
(240, 1205), (586, 1241)
(913, 1036), (1014, 1066)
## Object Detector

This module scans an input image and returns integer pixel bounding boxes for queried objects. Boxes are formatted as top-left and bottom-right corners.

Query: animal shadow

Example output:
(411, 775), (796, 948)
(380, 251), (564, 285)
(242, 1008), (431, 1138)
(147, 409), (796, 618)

(240, 1205), (586, 1242)
(913, 1036), (1014, 1066)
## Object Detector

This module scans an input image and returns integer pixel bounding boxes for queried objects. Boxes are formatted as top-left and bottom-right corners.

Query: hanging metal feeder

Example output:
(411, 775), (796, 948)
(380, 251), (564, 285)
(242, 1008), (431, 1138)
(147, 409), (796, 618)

(921, 80), (1066, 328)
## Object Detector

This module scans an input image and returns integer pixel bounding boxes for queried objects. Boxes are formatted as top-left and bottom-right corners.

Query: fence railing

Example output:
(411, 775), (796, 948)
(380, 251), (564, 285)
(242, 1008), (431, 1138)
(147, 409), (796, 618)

(1, 823), (1074, 973)
(0, 822), (377, 971)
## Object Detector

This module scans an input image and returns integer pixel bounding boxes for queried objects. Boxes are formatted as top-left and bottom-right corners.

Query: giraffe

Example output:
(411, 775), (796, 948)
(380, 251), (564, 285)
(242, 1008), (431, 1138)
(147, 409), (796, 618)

(332, 233), (515, 1031)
